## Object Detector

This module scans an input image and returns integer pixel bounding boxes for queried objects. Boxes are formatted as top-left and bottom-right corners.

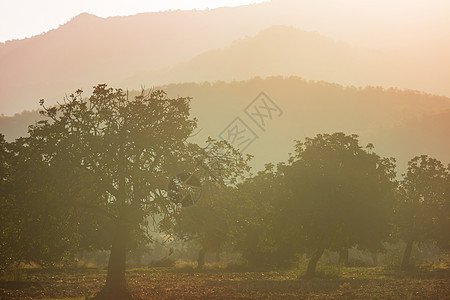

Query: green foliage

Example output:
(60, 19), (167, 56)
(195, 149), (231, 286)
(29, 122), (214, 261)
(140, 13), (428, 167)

(283, 133), (397, 252)
(398, 155), (449, 246)
(396, 155), (450, 266)
(0, 133), (83, 269)
(232, 163), (295, 267)
(0, 85), (197, 275)
(172, 139), (251, 263)
(1, 81), (448, 281)
(255, 132), (399, 277)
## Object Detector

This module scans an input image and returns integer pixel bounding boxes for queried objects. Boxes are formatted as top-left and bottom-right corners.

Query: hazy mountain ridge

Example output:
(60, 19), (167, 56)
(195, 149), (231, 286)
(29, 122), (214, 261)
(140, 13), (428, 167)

(162, 77), (450, 171)
(134, 20), (449, 97)
(0, 2), (276, 114)
(2, 77), (449, 172)
(129, 26), (423, 92)
(1, 0), (449, 115)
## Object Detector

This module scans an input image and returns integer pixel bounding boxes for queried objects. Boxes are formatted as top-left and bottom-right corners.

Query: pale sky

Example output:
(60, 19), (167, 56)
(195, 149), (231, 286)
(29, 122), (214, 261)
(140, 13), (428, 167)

(0, 0), (267, 43)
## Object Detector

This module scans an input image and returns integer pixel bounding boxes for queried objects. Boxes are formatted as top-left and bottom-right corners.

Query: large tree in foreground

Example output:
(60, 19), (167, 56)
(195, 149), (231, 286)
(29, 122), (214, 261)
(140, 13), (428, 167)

(21, 85), (197, 298)
(397, 155), (450, 268)
(283, 133), (396, 277)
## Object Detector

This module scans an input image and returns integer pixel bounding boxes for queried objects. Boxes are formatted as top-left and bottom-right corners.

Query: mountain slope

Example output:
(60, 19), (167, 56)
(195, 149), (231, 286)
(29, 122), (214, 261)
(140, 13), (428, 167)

(1, 0), (449, 115)
(162, 77), (450, 171)
(2, 77), (449, 172)
(128, 26), (449, 99)
(0, 4), (270, 115)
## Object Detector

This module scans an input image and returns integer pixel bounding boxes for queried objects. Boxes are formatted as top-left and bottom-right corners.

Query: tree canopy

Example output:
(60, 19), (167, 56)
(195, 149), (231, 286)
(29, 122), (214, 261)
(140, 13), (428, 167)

(2, 85), (198, 298)
(397, 155), (450, 268)
(282, 133), (397, 277)
(1, 84), (448, 299)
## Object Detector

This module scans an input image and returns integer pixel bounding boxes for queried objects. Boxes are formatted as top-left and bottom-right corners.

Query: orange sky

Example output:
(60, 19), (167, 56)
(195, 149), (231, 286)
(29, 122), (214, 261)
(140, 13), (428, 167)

(0, 0), (267, 42)
(2, 0), (450, 45)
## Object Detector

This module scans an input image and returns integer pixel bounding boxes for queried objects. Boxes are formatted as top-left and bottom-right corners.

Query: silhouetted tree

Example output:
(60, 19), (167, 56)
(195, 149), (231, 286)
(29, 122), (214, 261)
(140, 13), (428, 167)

(0, 134), (14, 270)
(12, 85), (197, 299)
(1, 132), (98, 270)
(283, 133), (396, 277)
(397, 155), (450, 268)
(172, 139), (250, 268)
(232, 163), (297, 268)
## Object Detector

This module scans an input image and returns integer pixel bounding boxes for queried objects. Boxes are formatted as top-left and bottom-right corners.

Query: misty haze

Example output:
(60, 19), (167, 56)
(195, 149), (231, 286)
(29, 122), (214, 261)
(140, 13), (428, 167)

(0, 1), (449, 299)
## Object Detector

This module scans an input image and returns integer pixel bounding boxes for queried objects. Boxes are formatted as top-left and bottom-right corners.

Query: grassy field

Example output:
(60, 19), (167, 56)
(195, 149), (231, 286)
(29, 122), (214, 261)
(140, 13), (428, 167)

(0, 263), (449, 299)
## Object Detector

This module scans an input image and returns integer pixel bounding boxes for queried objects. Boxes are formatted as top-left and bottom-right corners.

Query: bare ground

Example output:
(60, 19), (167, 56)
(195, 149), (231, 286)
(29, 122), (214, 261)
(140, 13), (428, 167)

(0, 265), (449, 299)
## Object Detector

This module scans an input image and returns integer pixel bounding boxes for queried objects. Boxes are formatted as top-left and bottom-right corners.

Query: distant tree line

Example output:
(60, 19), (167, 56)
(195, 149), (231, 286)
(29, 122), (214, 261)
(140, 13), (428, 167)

(175, 133), (449, 277)
(0, 85), (448, 299)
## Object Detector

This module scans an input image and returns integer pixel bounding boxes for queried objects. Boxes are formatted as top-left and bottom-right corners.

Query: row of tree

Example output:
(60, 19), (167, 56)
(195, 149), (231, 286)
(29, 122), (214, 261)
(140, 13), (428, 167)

(0, 85), (449, 299)
(176, 133), (449, 279)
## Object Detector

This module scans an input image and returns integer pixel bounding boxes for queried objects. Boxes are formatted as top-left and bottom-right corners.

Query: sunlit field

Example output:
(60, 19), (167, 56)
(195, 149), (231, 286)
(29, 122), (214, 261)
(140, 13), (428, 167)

(1, 259), (449, 299)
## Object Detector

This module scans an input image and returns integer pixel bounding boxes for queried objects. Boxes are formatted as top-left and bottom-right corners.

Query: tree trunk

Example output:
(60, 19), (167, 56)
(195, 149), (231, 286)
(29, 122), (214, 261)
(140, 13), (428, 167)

(215, 250), (220, 263)
(401, 238), (414, 268)
(305, 247), (325, 278)
(338, 248), (349, 266)
(197, 248), (207, 269)
(95, 223), (131, 299)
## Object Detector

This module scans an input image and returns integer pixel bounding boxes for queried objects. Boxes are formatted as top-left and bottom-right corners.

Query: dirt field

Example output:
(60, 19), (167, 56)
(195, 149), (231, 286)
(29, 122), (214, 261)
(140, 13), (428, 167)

(1, 265), (449, 299)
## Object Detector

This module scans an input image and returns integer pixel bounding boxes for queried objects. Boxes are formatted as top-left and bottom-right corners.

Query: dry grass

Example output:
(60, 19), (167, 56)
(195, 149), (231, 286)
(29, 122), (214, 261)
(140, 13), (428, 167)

(0, 263), (449, 299)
